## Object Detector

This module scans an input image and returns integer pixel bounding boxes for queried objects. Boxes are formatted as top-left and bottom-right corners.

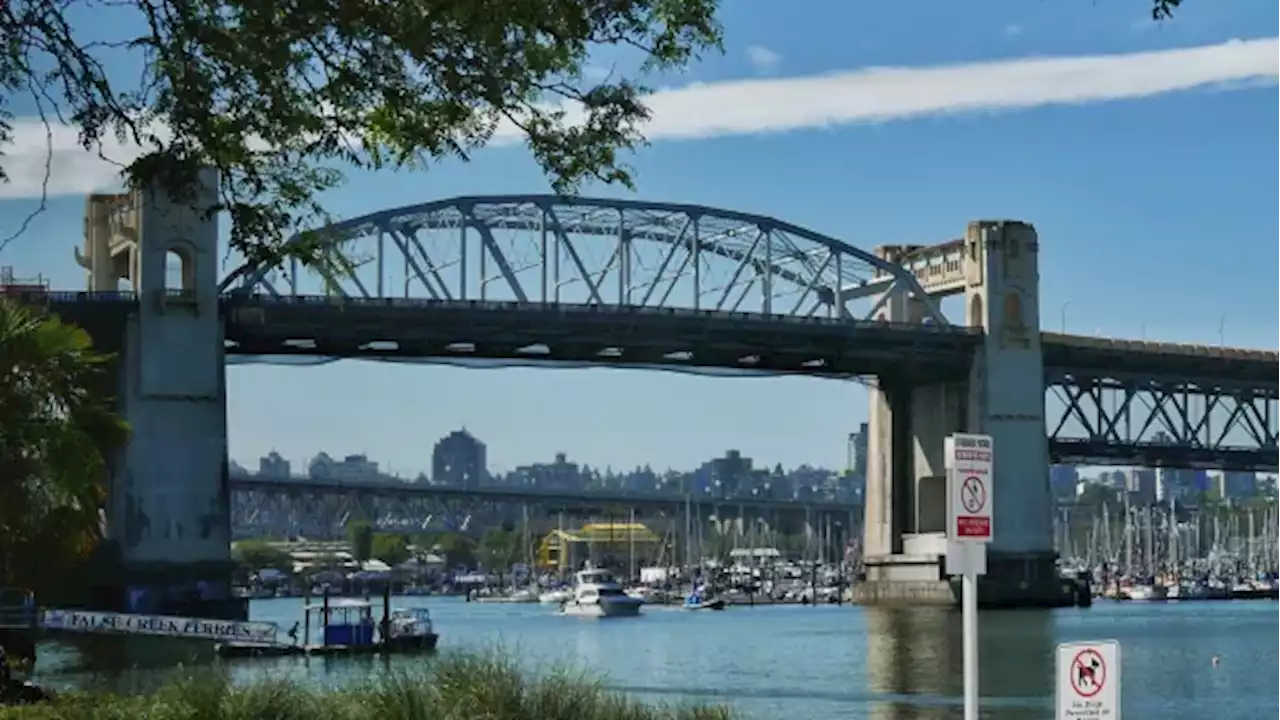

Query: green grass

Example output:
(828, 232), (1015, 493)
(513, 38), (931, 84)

(0, 652), (733, 720)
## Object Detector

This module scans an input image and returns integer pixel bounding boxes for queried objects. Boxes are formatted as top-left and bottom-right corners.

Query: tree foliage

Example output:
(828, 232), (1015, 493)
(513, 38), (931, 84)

(1150, 0), (1183, 20)
(0, 300), (128, 597)
(371, 533), (411, 567)
(0, 0), (722, 267)
(478, 528), (519, 572)
(347, 519), (374, 563)
(426, 532), (477, 569)
(231, 539), (292, 573)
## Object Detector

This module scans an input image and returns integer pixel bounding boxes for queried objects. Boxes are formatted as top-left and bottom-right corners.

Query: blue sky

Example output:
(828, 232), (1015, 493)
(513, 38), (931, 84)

(0, 0), (1276, 476)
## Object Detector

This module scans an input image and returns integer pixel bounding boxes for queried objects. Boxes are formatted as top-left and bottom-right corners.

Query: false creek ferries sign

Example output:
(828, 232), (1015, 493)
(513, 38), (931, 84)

(41, 609), (277, 643)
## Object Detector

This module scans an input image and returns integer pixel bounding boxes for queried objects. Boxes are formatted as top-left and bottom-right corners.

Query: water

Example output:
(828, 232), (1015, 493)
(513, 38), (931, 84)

(32, 598), (1279, 719)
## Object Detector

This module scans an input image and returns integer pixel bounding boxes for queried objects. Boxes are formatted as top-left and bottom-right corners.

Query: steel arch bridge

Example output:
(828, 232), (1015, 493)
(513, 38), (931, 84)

(221, 195), (944, 322)
(215, 195), (982, 378)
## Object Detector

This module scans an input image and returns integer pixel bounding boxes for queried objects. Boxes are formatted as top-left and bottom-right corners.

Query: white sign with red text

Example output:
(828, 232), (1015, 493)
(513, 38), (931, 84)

(946, 433), (993, 543)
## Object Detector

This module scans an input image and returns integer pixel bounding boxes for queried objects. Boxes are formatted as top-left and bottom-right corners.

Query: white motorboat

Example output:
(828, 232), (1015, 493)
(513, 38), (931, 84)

(560, 568), (643, 618)
(1124, 584), (1166, 601)
(624, 586), (669, 604)
(508, 588), (539, 603)
(538, 588), (571, 604)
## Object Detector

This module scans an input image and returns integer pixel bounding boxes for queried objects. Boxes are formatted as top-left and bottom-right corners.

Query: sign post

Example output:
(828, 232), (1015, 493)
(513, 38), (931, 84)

(945, 432), (993, 720)
(1056, 640), (1121, 719)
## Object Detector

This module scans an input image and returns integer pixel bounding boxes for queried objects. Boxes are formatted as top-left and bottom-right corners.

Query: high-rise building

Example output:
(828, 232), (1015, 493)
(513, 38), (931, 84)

(1217, 471), (1258, 500)
(259, 451), (291, 477)
(1049, 465), (1078, 500)
(432, 429), (487, 487)
(308, 452), (380, 483)
(509, 452), (580, 490)
(1125, 468), (1157, 505)
(848, 423), (869, 478)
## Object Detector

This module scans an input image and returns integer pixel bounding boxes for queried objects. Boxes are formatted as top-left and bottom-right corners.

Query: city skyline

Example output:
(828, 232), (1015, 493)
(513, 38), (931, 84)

(237, 432), (868, 504)
(235, 437), (861, 480)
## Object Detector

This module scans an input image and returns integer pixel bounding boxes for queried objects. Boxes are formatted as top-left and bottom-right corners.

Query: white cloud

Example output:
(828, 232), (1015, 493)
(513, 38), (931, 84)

(1004, 24), (1024, 37)
(745, 45), (783, 75)
(1, 37), (1275, 200)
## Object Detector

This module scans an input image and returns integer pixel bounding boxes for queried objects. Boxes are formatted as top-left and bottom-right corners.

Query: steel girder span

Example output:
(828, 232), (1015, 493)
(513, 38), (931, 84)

(1045, 373), (1279, 472)
(218, 196), (976, 377)
(230, 484), (851, 540)
(231, 489), (495, 539)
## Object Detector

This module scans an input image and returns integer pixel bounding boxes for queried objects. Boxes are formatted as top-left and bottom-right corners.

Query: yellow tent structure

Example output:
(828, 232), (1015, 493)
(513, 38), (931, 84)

(537, 522), (662, 571)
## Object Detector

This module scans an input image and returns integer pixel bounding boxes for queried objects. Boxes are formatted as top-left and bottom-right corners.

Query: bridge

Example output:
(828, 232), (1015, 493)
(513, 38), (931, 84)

(30, 172), (1275, 615)
(228, 474), (861, 540)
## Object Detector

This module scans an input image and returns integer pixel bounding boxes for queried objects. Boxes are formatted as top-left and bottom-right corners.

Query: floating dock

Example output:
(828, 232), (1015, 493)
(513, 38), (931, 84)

(0, 587), (440, 663)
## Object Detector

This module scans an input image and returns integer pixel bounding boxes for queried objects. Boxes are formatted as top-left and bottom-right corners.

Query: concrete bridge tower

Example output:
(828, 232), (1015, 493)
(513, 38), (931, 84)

(79, 171), (240, 618)
(857, 220), (1060, 607)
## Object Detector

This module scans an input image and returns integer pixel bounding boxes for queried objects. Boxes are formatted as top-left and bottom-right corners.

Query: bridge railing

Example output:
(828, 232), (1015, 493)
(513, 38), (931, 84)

(1042, 332), (1277, 362)
(47, 291), (138, 303)
(222, 294), (984, 336)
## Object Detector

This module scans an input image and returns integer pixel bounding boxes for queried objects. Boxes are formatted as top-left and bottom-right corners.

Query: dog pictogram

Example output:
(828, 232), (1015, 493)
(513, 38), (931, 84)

(1070, 649), (1106, 698)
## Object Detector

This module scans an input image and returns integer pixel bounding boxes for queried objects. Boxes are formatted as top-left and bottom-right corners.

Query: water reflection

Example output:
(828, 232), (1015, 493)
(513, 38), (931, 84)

(864, 607), (1053, 719)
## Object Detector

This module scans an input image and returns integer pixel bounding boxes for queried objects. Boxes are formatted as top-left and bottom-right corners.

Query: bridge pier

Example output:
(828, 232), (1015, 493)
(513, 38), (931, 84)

(857, 221), (1064, 608)
(83, 172), (243, 620)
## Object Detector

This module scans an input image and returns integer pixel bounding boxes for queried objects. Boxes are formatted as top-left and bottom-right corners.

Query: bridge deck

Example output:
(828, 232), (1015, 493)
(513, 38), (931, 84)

(223, 298), (979, 380)
(1042, 333), (1277, 385)
(45, 294), (1277, 384)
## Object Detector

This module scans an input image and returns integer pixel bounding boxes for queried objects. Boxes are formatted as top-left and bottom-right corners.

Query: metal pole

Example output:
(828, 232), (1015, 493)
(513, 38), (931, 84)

(628, 507), (636, 583)
(962, 561), (979, 720)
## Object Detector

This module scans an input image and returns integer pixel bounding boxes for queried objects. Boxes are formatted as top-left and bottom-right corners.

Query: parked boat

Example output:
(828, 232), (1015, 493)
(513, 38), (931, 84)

(538, 588), (572, 605)
(683, 587), (726, 611)
(560, 569), (643, 618)
(1123, 584), (1166, 601)
(625, 586), (671, 604)
(508, 588), (539, 603)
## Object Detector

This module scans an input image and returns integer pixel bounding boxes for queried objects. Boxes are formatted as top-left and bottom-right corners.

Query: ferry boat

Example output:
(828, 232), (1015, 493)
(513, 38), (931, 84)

(216, 598), (438, 658)
(560, 569), (644, 618)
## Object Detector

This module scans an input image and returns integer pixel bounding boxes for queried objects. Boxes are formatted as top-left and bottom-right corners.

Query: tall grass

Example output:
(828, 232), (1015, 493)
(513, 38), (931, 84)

(0, 651), (733, 720)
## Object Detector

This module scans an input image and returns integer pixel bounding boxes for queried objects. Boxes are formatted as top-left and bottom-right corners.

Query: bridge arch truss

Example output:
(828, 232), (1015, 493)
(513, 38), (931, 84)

(221, 195), (946, 325)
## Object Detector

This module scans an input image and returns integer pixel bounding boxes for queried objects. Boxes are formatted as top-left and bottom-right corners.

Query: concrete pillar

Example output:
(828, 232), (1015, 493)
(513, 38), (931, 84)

(106, 169), (242, 619)
(857, 225), (1062, 607)
(963, 220), (1058, 600)
(863, 271), (924, 561)
(860, 246), (967, 591)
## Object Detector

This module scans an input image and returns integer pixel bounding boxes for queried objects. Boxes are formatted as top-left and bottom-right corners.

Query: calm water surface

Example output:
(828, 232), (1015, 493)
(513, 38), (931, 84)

(32, 598), (1279, 719)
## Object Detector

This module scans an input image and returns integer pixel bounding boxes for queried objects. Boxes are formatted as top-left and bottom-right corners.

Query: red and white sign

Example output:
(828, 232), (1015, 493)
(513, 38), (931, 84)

(946, 433), (993, 543)
(1056, 640), (1120, 719)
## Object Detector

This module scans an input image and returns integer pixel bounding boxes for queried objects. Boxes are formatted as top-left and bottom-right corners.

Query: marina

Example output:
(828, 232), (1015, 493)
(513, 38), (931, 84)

(1055, 492), (1280, 604)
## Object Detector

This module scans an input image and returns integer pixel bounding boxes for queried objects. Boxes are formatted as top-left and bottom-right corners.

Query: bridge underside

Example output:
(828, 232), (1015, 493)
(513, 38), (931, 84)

(223, 299), (978, 381)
